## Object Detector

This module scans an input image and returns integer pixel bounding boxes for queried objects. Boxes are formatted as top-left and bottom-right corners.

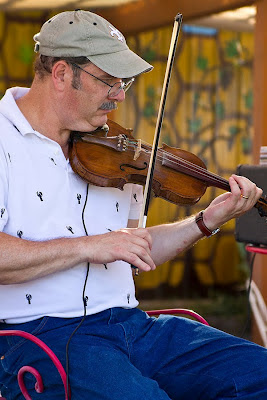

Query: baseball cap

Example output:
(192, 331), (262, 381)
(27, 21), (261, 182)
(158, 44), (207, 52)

(33, 9), (153, 79)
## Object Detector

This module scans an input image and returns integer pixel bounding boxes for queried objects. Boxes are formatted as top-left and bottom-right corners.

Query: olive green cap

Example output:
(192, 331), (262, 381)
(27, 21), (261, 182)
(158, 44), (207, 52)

(33, 9), (153, 79)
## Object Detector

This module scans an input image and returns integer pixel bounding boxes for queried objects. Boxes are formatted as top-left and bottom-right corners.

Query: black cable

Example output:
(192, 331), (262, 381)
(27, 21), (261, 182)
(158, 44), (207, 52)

(240, 252), (256, 338)
(65, 183), (90, 399)
(81, 183), (90, 237)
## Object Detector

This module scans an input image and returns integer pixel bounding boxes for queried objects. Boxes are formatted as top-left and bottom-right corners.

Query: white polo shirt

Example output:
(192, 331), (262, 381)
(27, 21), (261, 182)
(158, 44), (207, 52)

(0, 87), (142, 323)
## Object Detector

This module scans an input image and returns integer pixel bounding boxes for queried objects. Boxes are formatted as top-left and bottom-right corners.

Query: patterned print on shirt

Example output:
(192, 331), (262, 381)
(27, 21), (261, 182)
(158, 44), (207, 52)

(116, 202), (119, 212)
(84, 296), (88, 306)
(37, 191), (43, 201)
(0, 208), (5, 218)
(7, 153), (11, 163)
(77, 194), (81, 204)
(17, 230), (23, 238)
(50, 157), (56, 165)
(104, 264), (108, 270)
(13, 125), (20, 133)
(26, 294), (32, 304)
(127, 294), (130, 304)
(133, 193), (138, 202)
(66, 226), (74, 234)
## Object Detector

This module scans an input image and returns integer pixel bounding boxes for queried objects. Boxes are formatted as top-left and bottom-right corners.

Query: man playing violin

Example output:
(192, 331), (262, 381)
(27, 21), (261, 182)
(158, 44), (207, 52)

(0, 9), (266, 400)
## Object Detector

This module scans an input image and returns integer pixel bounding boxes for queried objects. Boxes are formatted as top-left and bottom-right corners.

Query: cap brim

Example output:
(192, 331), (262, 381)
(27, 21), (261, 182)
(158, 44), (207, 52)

(87, 48), (153, 78)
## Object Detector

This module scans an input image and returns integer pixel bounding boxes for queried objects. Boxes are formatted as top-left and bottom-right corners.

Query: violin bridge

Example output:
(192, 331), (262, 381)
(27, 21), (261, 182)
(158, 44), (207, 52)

(134, 139), (142, 161)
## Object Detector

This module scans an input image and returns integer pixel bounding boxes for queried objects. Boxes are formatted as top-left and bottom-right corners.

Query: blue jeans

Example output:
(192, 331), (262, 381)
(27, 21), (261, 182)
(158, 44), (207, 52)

(0, 308), (266, 399)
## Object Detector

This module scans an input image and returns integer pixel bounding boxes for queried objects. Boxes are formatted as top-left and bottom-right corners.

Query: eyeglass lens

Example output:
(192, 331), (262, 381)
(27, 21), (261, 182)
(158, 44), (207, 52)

(108, 79), (134, 97)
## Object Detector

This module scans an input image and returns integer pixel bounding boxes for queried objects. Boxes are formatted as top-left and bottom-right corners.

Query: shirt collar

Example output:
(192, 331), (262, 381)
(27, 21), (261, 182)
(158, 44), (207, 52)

(0, 87), (36, 136)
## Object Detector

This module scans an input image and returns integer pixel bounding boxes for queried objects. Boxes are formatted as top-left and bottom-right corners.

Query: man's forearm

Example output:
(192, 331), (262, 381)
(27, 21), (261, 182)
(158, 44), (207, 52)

(148, 215), (203, 266)
(0, 232), (89, 284)
(0, 226), (157, 283)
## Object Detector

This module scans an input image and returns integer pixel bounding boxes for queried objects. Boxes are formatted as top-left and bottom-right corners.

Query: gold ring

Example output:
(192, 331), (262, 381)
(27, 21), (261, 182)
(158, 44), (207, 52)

(241, 195), (249, 199)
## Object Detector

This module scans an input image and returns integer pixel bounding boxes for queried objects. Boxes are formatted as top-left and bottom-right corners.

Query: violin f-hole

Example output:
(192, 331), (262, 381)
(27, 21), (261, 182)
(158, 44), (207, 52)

(120, 162), (148, 172)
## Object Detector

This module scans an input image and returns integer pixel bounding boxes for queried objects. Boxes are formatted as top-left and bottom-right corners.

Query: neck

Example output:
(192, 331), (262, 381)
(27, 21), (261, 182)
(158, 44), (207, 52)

(16, 81), (71, 158)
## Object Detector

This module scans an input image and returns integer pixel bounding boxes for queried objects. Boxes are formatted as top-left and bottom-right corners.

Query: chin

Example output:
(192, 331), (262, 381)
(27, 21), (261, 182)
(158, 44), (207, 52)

(76, 115), (108, 133)
(91, 114), (108, 129)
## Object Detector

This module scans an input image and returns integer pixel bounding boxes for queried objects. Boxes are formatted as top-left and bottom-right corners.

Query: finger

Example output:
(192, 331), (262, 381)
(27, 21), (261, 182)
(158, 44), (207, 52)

(224, 177), (244, 209)
(229, 176), (254, 203)
(231, 174), (257, 195)
(229, 175), (243, 197)
(124, 236), (155, 270)
(125, 228), (153, 250)
(228, 176), (263, 215)
(125, 248), (156, 272)
(110, 230), (155, 270)
(117, 232), (152, 257)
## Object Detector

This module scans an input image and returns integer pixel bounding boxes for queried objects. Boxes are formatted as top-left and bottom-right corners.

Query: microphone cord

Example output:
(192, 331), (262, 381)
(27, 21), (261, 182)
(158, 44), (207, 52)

(65, 183), (90, 399)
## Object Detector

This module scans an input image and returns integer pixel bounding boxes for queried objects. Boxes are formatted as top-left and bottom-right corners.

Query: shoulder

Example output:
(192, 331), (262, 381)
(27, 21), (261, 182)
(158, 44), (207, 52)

(0, 87), (30, 144)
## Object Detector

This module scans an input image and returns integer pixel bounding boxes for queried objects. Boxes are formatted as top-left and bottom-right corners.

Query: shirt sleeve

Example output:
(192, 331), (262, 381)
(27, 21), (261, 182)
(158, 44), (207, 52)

(128, 184), (143, 220)
(0, 141), (9, 231)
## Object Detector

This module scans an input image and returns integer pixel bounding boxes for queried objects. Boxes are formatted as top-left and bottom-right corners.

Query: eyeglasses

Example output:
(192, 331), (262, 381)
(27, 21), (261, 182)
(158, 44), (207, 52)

(71, 63), (134, 98)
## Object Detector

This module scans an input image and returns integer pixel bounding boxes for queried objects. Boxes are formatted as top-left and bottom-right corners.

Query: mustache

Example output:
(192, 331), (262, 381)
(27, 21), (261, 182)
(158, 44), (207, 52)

(100, 101), (118, 111)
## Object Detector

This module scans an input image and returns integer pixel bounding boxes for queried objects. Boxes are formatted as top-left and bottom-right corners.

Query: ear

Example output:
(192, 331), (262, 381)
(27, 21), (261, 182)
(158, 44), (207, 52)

(51, 61), (72, 91)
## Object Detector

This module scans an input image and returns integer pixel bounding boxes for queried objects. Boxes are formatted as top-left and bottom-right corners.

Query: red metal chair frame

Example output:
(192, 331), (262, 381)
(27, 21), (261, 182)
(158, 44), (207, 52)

(0, 330), (69, 400)
(0, 309), (208, 399)
(146, 308), (209, 325)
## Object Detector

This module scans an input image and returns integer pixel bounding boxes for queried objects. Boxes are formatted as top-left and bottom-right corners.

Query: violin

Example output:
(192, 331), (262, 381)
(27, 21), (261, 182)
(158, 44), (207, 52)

(69, 119), (267, 218)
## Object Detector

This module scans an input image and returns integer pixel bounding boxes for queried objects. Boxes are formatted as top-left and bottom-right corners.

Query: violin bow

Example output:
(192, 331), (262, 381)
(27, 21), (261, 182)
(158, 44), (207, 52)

(133, 13), (183, 275)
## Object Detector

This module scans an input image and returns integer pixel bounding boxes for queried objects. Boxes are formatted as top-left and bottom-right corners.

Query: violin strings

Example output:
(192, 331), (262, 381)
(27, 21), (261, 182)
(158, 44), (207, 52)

(125, 138), (265, 207)
(162, 154), (230, 189)
(126, 140), (230, 190)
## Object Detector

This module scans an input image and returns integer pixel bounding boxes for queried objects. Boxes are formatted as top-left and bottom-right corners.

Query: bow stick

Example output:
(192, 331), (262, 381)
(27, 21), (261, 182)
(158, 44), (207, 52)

(133, 13), (183, 275)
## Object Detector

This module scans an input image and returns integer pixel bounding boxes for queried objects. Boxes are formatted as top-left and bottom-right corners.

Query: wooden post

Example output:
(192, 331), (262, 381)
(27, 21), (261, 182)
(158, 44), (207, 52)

(252, 0), (267, 346)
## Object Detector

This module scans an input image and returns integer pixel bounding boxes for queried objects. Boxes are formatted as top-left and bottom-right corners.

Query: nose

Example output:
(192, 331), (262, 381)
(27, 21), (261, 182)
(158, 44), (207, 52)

(108, 88), (125, 103)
